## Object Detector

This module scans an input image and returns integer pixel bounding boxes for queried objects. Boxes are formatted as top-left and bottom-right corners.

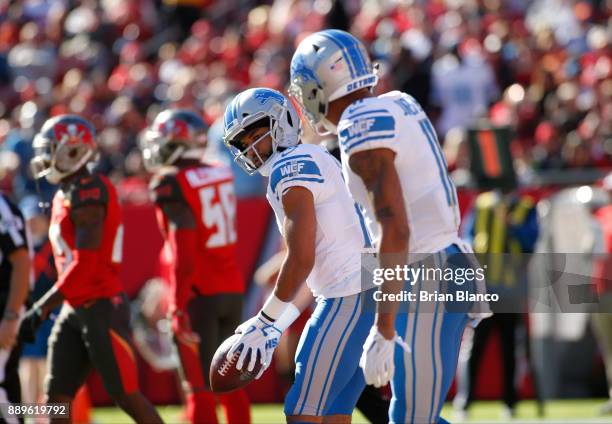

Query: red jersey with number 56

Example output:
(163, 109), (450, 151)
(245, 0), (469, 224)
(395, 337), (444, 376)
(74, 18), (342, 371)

(152, 163), (245, 296)
(50, 173), (124, 306)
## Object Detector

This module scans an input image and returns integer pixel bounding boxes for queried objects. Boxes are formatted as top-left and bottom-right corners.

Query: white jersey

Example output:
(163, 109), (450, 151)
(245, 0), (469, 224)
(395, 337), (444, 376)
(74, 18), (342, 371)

(266, 143), (368, 298)
(431, 54), (498, 135)
(338, 91), (462, 254)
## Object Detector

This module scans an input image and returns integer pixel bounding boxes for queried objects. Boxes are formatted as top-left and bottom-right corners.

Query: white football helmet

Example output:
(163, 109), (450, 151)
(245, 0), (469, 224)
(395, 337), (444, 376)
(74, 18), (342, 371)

(289, 29), (378, 135)
(223, 88), (301, 175)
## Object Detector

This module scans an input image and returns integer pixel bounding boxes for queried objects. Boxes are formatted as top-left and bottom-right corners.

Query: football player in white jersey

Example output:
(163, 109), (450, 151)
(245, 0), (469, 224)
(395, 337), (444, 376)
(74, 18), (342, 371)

(289, 30), (490, 424)
(222, 87), (388, 423)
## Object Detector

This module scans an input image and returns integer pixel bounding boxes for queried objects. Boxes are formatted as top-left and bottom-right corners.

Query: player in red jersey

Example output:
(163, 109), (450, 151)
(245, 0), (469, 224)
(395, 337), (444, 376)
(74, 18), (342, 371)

(140, 109), (250, 424)
(20, 115), (163, 424)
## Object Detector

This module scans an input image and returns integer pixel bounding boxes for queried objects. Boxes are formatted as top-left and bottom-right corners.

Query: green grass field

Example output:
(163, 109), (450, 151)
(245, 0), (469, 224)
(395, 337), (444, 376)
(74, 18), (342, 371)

(93, 399), (612, 423)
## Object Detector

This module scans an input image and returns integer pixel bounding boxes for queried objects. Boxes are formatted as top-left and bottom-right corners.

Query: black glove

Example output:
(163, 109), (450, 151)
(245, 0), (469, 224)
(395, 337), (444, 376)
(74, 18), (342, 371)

(18, 307), (44, 343)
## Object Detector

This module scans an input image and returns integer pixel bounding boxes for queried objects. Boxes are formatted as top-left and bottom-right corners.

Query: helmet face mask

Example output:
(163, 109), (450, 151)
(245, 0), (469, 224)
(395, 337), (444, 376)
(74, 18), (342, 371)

(140, 131), (186, 171)
(54, 141), (94, 174)
(30, 137), (53, 180)
(31, 115), (97, 184)
(288, 77), (329, 134)
(226, 122), (274, 175)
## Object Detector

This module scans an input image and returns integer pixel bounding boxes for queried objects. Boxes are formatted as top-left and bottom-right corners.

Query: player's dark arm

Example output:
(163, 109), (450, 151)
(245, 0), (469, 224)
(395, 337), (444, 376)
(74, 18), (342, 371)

(273, 186), (316, 303)
(349, 148), (409, 339)
(73, 203), (106, 249)
(36, 204), (106, 317)
(160, 199), (197, 312)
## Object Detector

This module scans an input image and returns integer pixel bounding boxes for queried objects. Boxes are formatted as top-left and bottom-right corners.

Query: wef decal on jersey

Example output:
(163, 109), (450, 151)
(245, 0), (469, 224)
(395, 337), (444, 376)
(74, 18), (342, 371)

(339, 114), (396, 152)
(347, 118), (376, 138)
(280, 161), (305, 177)
(270, 158), (323, 193)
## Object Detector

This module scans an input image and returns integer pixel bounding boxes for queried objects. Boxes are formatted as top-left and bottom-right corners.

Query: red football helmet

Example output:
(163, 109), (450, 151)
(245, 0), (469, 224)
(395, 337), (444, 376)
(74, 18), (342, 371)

(31, 115), (97, 184)
(141, 109), (208, 170)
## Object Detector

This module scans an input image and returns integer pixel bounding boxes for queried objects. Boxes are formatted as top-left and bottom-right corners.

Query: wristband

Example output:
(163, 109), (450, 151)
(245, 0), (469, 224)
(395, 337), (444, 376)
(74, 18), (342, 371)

(261, 293), (289, 321)
(274, 303), (301, 332)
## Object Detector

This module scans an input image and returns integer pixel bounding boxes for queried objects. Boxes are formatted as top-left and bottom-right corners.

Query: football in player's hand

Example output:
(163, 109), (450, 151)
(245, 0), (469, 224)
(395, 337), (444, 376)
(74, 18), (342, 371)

(209, 334), (263, 393)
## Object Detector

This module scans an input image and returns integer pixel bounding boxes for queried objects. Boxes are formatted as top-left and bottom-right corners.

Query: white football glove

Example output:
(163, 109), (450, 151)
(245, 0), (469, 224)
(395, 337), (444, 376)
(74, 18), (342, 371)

(228, 314), (281, 379)
(359, 326), (411, 387)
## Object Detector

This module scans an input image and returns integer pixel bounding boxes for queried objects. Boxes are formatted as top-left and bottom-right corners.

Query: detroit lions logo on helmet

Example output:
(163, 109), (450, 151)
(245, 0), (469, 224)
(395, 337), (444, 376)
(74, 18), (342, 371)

(253, 89), (286, 106)
(290, 52), (321, 85)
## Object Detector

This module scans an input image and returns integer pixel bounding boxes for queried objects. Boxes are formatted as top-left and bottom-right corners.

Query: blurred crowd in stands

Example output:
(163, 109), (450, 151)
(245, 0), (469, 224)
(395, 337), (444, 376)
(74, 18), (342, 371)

(0, 0), (610, 203)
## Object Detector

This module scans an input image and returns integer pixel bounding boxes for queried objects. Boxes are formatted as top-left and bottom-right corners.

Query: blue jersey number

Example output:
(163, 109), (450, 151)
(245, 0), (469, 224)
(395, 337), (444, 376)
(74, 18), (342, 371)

(394, 97), (423, 116)
(417, 118), (457, 207)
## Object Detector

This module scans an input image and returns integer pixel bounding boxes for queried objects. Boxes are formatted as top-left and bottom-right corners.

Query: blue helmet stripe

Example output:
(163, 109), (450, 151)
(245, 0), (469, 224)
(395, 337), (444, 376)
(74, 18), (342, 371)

(223, 103), (232, 128)
(231, 92), (240, 123)
(330, 30), (368, 76)
(328, 30), (368, 76)
(319, 31), (356, 79)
